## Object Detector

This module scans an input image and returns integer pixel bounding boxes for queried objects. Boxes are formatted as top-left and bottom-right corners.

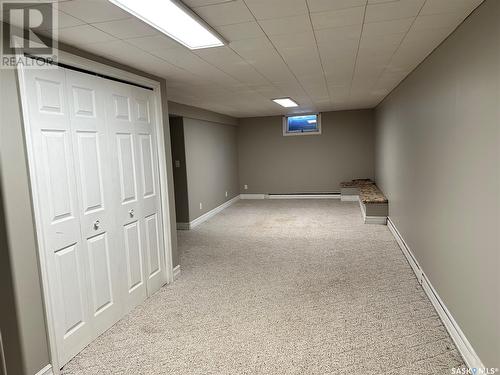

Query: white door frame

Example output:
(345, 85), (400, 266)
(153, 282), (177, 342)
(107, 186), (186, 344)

(16, 50), (174, 374)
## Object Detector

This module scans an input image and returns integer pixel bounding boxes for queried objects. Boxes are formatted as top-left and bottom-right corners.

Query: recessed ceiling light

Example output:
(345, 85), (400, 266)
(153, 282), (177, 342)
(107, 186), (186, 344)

(108, 0), (225, 50)
(272, 97), (299, 108)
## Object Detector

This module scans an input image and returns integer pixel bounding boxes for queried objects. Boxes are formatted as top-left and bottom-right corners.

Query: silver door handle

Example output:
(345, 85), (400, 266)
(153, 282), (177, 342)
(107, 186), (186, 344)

(129, 209), (134, 217)
(93, 220), (100, 230)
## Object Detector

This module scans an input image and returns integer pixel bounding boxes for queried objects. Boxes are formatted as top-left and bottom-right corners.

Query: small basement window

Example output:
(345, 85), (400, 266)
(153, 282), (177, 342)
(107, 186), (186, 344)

(283, 114), (321, 136)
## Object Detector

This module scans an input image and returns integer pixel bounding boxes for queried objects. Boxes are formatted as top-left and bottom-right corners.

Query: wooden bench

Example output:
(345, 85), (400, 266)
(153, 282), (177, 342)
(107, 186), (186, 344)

(358, 184), (388, 224)
(340, 179), (388, 224)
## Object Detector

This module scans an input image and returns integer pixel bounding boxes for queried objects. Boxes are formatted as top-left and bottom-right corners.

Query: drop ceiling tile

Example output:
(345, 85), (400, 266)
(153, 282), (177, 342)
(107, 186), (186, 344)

(367, 0), (401, 3)
(315, 23), (362, 42)
(78, 39), (140, 60)
(307, 0), (366, 13)
(362, 17), (414, 36)
(57, 0), (131, 23)
(183, 0), (235, 7)
(229, 37), (275, 60)
(365, 0), (425, 23)
(328, 85), (350, 96)
(316, 25), (361, 61)
(92, 18), (158, 39)
(310, 6), (365, 30)
(259, 15), (313, 36)
(403, 26), (455, 46)
(21, 4), (85, 30)
(216, 21), (266, 41)
(125, 34), (181, 51)
(58, 24), (117, 45)
(194, 47), (270, 85)
(252, 59), (298, 83)
(297, 73), (326, 85)
(359, 32), (405, 55)
(286, 57), (324, 76)
(270, 31), (316, 52)
(252, 85), (285, 97)
(420, 0), (484, 16)
(194, 45), (243, 63)
(245, 0), (308, 20)
(55, 11), (87, 29)
(412, 12), (467, 31)
(324, 65), (355, 86)
(192, 0), (254, 26)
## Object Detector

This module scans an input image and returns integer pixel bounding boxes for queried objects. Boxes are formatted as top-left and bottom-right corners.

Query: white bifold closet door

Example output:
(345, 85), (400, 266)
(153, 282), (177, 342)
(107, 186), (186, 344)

(23, 65), (167, 367)
(105, 79), (166, 313)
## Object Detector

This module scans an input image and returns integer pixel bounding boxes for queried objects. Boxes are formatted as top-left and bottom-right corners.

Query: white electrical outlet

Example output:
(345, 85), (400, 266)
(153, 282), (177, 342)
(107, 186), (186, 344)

(199, 203), (203, 210)
(244, 185), (248, 190)
(225, 191), (228, 197)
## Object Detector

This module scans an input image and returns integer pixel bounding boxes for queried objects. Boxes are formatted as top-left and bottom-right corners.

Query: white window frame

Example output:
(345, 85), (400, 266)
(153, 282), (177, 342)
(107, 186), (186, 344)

(282, 113), (322, 136)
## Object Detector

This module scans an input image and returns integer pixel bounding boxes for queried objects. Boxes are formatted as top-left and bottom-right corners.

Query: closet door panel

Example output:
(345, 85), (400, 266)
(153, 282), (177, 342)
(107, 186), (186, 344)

(23, 67), (93, 366)
(66, 71), (122, 336)
(131, 88), (167, 294)
(105, 82), (147, 311)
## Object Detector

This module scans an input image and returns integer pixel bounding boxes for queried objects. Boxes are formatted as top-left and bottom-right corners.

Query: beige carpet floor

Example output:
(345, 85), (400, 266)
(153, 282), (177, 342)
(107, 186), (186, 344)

(62, 199), (464, 374)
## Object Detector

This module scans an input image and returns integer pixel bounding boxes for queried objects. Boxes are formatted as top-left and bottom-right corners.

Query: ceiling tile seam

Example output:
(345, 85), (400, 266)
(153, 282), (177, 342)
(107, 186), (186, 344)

(191, 0), (235, 9)
(73, 23), (120, 41)
(241, 0), (317, 108)
(304, 0), (333, 105)
(369, 0), (428, 95)
(56, 4), (130, 24)
(306, 0), (371, 15)
(347, 0), (368, 100)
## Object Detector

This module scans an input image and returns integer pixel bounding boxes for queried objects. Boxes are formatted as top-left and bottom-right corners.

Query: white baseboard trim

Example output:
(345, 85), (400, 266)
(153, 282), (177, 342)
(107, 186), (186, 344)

(268, 194), (340, 199)
(240, 194), (267, 199)
(173, 265), (181, 280)
(387, 217), (484, 370)
(177, 195), (240, 230)
(358, 197), (387, 225)
(241, 193), (341, 200)
(341, 195), (359, 202)
(35, 364), (53, 375)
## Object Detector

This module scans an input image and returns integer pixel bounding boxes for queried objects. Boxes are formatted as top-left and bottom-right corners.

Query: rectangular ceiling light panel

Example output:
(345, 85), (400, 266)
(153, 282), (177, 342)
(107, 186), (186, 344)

(108, 0), (225, 49)
(272, 97), (299, 108)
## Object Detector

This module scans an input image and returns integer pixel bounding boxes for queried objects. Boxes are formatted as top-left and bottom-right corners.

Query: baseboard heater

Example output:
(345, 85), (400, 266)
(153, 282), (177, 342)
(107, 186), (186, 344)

(267, 192), (340, 199)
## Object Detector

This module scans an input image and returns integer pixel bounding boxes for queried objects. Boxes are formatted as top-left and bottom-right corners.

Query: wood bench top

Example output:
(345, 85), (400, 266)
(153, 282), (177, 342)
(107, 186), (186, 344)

(360, 184), (388, 204)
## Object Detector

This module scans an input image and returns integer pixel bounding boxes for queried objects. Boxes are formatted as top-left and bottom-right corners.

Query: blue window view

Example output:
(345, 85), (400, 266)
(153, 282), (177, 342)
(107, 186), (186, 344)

(287, 114), (319, 132)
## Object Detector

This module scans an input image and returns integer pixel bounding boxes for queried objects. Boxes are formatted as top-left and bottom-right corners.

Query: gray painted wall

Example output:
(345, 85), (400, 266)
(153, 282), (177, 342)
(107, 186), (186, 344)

(0, 68), (50, 375)
(375, 0), (499, 367)
(169, 117), (190, 223)
(1, 21), (48, 375)
(238, 110), (375, 194)
(182, 118), (240, 222)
